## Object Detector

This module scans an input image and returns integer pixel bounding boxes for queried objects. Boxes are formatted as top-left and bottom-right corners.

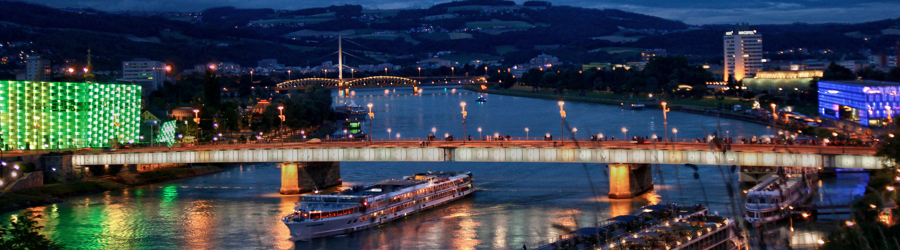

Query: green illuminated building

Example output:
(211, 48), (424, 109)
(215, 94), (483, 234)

(0, 81), (141, 150)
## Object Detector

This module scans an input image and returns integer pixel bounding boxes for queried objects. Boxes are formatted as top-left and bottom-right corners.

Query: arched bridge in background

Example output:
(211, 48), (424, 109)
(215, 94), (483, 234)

(276, 76), (485, 90)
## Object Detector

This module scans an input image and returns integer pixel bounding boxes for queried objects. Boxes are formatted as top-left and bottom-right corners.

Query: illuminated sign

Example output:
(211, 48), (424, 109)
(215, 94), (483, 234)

(726, 31), (758, 35)
(755, 70), (823, 79)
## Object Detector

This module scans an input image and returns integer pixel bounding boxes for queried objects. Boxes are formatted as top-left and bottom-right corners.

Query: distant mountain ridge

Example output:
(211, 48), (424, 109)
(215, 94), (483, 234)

(0, 0), (897, 71)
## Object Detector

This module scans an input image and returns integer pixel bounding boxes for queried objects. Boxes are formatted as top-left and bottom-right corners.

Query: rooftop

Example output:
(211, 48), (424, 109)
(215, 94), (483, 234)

(821, 80), (900, 87)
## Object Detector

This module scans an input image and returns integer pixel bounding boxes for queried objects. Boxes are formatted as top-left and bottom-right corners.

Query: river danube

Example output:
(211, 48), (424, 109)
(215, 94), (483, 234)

(4, 86), (866, 249)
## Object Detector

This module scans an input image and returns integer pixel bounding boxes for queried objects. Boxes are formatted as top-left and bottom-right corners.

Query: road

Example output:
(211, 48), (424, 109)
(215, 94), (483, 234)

(57, 139), (877, 156)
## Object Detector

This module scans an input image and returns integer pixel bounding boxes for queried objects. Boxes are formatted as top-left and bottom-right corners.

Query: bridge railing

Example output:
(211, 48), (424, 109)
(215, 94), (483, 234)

(52, 137), (879, 157)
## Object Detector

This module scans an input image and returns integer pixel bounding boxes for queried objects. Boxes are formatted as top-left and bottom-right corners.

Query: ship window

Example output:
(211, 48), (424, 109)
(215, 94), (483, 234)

(311, 213), (320, 219)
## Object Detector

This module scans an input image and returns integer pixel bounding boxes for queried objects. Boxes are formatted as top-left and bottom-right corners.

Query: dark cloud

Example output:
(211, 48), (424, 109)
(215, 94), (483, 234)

(18, 0), (900, 24)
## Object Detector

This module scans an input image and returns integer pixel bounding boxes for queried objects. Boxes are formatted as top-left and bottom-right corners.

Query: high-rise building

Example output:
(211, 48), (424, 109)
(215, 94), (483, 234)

(0, 81), (141, 149)
(120, 59), (166, 95)
(724, 24), (763, 82)
(25, 55), (51, 81)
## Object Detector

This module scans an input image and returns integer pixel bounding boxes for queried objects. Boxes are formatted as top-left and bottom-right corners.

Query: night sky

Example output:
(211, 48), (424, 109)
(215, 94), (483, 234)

(19, 0), (900, 24)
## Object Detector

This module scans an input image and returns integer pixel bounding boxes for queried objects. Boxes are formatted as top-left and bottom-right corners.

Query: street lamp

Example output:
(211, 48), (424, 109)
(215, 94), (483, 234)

(193, 109), (200, 142)
(661, 101), (670, 142)
(451, 66), (455, 77)
(418, 67), (421, 77)
(832, 132), (838, 142)
(525, 127), (529, 140)
(771, 103), (778, 130)
(432, 127), (436, 136)
(287, 70), (291, 81)
(478, 127), (482, 139)
(572, 127), (577, 139)
(622, 127), (628, 141)
(367, 103), (374, 141)
(558, 101), (566, 142)
(151, 120), (158, 147)
(460, 102), (467, 143)
(278, 105), (285, 145)
(673, 128), (678, 142)
(387, 128), (392, 140)
(384, 67), (388, 76)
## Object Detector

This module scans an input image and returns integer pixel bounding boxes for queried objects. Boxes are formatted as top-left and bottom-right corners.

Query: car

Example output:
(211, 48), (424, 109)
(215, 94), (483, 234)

(102, 147), (116, 152)
(306, 138), (322, 144)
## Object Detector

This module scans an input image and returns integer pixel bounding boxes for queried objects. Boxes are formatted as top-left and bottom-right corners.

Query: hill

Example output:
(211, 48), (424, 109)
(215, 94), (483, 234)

(0, 0), (898, 71)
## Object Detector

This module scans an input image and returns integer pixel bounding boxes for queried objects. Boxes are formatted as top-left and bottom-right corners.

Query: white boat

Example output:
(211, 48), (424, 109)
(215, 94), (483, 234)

(744, 173), (813, 227)
(282, 171), (474, 240)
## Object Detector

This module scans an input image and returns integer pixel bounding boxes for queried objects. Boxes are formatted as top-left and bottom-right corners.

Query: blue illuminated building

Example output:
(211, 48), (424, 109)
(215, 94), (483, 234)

(818, 80), (900, 127)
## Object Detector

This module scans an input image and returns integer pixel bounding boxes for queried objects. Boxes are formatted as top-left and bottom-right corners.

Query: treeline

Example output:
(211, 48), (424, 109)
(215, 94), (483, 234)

(517, 56), (712, 98)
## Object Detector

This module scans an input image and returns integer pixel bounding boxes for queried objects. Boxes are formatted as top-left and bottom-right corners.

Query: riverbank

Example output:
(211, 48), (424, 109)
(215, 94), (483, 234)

(0, 165), (224, 213)
(465, 86), (847, 138)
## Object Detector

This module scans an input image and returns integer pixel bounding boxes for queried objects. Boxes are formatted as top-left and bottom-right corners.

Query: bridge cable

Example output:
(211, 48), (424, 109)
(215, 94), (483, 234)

(649, 136), (671, 203)
(561, 120), (604, 230)
(710, 115), (754, 248)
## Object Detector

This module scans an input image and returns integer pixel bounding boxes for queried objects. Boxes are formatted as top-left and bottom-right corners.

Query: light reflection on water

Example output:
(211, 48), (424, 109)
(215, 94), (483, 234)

(2, 87), (868, 249)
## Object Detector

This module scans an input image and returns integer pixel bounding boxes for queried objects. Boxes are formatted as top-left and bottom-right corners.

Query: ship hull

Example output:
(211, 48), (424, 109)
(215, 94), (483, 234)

(285, 188), (474, 241)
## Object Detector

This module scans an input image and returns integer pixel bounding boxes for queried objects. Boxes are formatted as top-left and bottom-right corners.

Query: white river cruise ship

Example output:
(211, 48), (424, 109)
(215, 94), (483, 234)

(744, 173), (813, 227)
(282, 171), (474, 240)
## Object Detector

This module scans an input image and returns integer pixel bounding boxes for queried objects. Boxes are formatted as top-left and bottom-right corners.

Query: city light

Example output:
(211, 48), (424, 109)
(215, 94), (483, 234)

(0, 81), (140, 149)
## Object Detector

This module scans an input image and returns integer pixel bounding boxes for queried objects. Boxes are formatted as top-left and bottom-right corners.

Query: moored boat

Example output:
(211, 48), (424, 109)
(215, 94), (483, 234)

(533, 204), (744, 250)
(744, 171), (814, 227)
(621, 103), (645, 110)
(282, 171), (474, 240)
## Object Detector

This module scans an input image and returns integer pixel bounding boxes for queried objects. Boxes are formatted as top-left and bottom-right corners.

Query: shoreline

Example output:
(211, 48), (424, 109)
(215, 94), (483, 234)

(464, 86), (807, 130)
(0, 165), (225, 213)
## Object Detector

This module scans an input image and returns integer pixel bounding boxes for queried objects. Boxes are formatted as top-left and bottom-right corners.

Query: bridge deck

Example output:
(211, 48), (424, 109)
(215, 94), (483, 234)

(69, 140), (885, 169)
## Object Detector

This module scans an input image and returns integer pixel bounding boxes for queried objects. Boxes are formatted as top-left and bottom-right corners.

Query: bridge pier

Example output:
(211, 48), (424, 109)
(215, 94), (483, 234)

(608, 164), (653, 199)
(280, 162), (342, 195)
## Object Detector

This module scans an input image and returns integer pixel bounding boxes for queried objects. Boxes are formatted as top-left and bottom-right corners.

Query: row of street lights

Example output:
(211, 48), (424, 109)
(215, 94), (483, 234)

(362, 100), (683, 142)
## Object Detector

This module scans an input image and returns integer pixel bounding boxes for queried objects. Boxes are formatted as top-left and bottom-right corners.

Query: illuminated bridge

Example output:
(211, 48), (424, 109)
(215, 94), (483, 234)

(276, 76), (483, 90)
(70, 140), (885, 198)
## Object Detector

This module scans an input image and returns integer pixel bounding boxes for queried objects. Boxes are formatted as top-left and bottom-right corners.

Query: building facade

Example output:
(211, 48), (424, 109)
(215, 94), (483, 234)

(121, 59), (166, 95)
(641, 49), (667, 62)
(529, 54), (559, 66)
(818, 80), (900, 128)
(25, 55), (51, 81)
(0, 81), (141, 150)
(724, 24), (763, 82)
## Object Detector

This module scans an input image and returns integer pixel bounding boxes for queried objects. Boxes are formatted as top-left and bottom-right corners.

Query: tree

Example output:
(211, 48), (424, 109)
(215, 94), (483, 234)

(858, 66), (886, 81)
(822, 62), (856, 80)
(0, 211), (60, 249)
(876, 118), (900, 167)
(203, 68), (221, 109)
(886, 67), (900, 82)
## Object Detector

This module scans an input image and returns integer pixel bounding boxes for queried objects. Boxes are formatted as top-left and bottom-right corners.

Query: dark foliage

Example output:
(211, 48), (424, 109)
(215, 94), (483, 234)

(0, 211), (60, 249)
